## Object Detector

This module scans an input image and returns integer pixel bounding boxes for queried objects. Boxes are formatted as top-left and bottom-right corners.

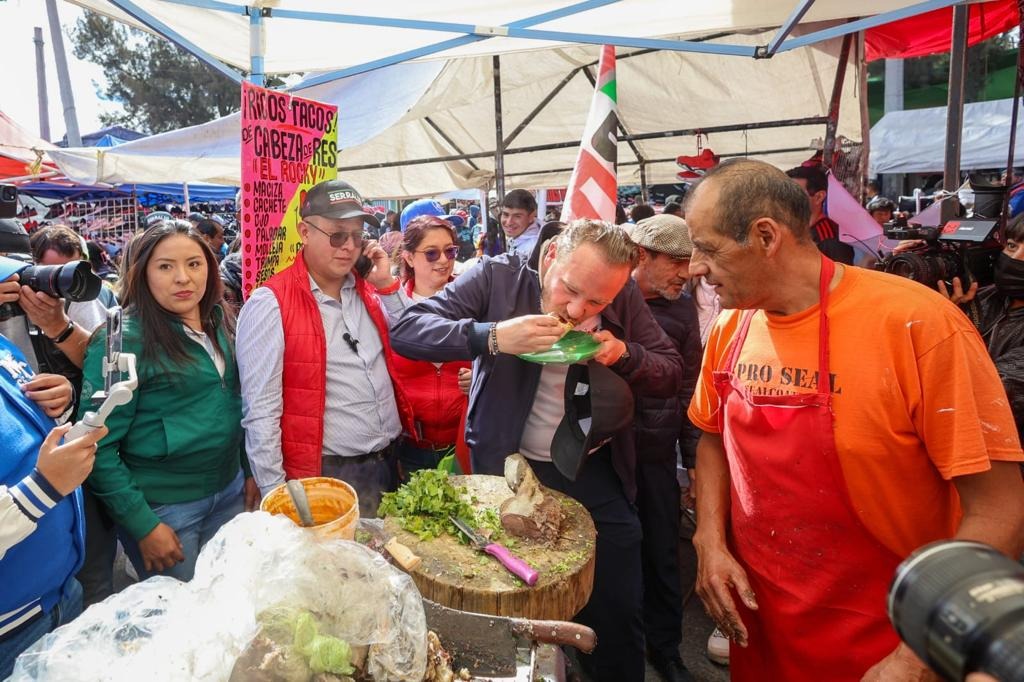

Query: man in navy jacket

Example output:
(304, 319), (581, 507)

(391, 219), (683, 681)
(0, 333), (106, 678)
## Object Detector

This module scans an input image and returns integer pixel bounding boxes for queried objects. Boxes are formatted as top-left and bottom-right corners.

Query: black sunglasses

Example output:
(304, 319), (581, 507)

(415, 245), (459, 263)
(304, 220), (365, 249)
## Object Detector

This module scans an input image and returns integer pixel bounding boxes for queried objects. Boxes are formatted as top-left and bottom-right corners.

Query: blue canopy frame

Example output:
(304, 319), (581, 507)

(106, 0), (964, 88)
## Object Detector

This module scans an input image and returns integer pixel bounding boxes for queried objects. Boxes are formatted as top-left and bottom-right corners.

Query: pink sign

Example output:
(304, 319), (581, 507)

(240, 81), (338, 298)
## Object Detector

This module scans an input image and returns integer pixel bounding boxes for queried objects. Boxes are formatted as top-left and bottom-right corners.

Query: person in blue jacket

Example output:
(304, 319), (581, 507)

(0, 331), (107, 679)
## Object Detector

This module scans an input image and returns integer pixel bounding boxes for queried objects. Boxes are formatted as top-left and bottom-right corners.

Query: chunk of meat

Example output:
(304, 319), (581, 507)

(499, 454), (563, 544)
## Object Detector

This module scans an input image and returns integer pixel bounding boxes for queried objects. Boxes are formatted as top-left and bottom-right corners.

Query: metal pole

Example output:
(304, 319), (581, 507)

(493, 55), (506, 201)
(33, 27), (50, 141)
(822, 33), (853, 169)
(941, 3), (969, 224)
(639, 162), (649, 204)
(344, 117), (830, 172)
(183, 182), (191, 213)
(249, 7), (266, 87)
(1001, 6), (1023, 227)
(45, 0), (81, 146)
(858, 33), (872, 203)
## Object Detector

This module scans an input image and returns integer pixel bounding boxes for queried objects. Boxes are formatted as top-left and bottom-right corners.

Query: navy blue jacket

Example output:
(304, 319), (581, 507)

(390, 254), (683, 502)
(638, 293), (703, 468)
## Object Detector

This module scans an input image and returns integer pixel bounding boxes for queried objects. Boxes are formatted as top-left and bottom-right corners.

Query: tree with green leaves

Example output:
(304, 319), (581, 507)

(69, 10), (244, 134)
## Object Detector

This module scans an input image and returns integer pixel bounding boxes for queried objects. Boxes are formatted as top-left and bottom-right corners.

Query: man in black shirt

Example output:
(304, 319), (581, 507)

(786, 165), (855, 265)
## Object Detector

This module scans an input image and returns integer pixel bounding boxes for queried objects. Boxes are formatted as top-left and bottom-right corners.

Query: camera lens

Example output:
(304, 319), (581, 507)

(19, 262), (102, 302)
(889, 540), (1024, 682)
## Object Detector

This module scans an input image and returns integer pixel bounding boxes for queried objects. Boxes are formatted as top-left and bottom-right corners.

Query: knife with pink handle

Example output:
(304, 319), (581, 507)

(450, 516), (539, 586)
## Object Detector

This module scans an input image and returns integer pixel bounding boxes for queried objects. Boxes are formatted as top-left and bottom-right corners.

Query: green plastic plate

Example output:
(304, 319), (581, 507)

(518, 331), (601, 364)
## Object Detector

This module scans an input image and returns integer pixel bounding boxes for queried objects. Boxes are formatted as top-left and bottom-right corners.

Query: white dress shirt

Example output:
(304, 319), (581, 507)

(236, 274), (401, 495)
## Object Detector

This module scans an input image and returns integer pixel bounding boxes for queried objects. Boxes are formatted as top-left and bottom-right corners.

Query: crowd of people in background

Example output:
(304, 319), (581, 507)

(3, 162), (1024, 682)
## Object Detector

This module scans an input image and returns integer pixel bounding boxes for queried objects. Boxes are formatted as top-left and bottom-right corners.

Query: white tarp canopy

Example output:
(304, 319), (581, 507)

(66, 0), (934, 74)
(870, 98), (1024, 174)
(48, 24), (864, 198)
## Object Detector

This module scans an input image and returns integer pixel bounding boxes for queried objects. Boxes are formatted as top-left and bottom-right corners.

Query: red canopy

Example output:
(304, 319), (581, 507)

(865, 0), (1019, 61)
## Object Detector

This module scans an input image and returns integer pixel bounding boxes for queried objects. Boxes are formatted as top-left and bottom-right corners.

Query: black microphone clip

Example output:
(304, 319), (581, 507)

(343, 332), (359, 354)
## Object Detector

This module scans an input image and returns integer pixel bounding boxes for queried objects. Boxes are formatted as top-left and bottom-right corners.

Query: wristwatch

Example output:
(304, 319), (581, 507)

(49, 321), (76, 344)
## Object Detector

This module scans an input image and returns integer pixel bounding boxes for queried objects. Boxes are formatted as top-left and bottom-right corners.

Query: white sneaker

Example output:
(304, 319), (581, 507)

(707, 627), (730, 665)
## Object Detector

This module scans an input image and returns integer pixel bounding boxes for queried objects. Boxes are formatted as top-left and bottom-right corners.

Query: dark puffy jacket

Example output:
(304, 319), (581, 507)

(637, 293), (703, 468)
(968, 287), (1024, 440)
(389, 253), (683, 502)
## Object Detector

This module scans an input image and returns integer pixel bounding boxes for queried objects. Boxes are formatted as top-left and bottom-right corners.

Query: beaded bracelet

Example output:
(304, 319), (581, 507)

(489, 323), (500, 355)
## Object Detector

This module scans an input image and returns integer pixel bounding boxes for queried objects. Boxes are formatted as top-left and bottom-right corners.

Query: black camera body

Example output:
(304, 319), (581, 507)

(889, 540), (1024, 682)
(875, 215), (1002, 289)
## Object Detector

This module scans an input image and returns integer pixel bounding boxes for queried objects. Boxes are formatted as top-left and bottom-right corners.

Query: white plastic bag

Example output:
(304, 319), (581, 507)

(10, 512), (426, 681)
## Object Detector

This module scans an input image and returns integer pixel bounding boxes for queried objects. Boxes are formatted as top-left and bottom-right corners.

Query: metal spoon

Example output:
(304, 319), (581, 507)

(285, 479), (315, 527)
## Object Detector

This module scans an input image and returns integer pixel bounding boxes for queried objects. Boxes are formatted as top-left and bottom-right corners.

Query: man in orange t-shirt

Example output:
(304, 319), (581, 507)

(684, 159), (1024, 682)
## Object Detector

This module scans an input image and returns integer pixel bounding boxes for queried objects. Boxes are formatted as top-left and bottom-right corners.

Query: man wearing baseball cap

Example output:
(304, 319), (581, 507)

(628, 214), (703, 681)
(236, 179), (415, 516)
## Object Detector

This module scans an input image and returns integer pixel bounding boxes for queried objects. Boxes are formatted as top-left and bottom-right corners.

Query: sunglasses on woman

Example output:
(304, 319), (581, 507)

(416, 245), (459, 263)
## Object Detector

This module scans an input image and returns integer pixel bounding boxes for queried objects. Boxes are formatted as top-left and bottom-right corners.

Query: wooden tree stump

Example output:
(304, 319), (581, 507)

(383, 475), (596, 621)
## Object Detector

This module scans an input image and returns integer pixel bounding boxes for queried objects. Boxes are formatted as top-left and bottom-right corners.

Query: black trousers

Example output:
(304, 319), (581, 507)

(529, 449), (645, 682)
(636, 440), (684, 659)
(321, 447), (399, 519)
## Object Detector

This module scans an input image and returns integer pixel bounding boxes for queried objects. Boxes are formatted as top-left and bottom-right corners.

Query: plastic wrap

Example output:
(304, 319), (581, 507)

(10, 512), (427, 681)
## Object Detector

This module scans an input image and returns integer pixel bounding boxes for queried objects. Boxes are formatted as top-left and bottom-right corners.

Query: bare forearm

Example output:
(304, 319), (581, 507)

(953, 461), (1024, 556)
(693, 431), (732, 548)
(50, 325), (89, 368)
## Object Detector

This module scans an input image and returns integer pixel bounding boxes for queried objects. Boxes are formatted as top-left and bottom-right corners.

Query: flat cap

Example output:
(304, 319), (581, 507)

(630, 213), (693, 259)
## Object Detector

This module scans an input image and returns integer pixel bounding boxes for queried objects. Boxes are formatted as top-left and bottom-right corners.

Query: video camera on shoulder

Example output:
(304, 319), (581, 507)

(875, 178), (1006, 289)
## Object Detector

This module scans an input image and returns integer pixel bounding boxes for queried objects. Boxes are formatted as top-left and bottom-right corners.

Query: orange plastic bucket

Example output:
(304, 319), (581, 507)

(260, 477), (360, 541)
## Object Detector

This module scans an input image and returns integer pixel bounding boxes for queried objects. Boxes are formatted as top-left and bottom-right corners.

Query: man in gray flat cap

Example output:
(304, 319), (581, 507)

(629, 213), (703, 682)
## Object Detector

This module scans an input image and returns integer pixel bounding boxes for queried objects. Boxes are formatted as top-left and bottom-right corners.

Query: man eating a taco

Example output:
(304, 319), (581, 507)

(390, 218), (682, 681)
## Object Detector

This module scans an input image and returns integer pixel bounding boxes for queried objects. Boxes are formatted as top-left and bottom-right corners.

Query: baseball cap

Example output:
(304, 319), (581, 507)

(550, 362), (635, 481)
(400, 199), (446, 232)
(445, 213), (466, 229)
(0, 218), (30, 255)
(630, 214), (694, 259)
(300, 179), (380, 228)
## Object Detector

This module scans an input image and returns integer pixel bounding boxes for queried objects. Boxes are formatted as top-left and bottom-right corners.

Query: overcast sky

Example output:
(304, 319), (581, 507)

(1, 0), (122, 142)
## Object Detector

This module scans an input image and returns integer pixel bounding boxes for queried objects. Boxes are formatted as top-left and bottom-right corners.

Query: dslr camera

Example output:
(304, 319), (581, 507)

(875, 179), (1006, 289)
(889, 540), (1024, 682)
(0, 254), (102, 322)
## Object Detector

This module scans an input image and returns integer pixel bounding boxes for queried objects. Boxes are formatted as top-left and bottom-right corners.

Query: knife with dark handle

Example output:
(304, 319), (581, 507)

(450, 516), (539, 586)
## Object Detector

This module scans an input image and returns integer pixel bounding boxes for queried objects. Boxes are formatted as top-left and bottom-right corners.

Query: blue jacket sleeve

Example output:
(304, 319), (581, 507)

(390, 259), (496, 362)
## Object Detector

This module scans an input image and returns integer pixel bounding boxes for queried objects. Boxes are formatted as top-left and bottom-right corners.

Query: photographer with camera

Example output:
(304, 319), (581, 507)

(925, 212), (1024, 443)
(0, 221), (99, 381)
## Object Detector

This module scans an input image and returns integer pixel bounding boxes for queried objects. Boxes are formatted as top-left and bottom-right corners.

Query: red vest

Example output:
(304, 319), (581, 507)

(264, 251), (415, 480)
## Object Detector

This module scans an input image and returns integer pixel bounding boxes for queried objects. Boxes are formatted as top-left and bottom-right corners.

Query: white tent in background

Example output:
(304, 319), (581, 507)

(870, 98), (1024, 175)
(64, 0), (938, 74)
(48, 24), (863, 198)
(53, 0), (963, 197)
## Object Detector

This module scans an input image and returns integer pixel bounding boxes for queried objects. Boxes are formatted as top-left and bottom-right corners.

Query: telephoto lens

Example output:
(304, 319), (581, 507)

(19, 261), (102, 302)
(889, 540), (1024, 682)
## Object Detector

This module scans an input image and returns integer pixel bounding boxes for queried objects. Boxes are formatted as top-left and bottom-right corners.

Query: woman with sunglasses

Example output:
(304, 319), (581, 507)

(80, 221), (258, 582)
(390, 215), (472, 476)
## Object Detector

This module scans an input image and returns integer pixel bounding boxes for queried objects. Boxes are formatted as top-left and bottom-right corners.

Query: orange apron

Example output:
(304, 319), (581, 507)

(713, 258), (901, 681)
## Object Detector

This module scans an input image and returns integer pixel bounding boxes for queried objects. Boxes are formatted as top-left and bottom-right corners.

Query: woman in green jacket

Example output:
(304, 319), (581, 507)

(80, 221), (258, 582)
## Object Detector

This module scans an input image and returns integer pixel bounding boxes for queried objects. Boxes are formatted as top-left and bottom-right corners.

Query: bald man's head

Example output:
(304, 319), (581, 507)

(686, 159), (812, 244)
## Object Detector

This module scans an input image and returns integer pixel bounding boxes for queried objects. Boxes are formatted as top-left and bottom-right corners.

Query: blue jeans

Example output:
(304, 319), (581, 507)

(121, 470), (244, 582)
(0, 578), (82, 679)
